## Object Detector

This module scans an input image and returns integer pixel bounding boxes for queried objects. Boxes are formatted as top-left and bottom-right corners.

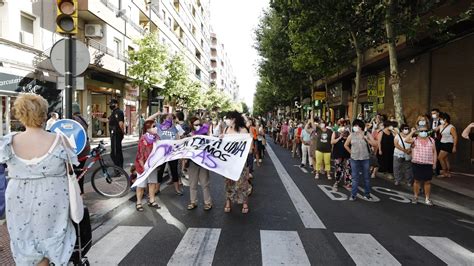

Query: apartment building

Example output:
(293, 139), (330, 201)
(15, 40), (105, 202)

(210, 31), (239, 101)
(0, 0), (212, 137)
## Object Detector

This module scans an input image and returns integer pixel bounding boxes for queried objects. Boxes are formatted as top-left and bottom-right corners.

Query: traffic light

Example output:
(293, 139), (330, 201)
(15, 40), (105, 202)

(56, 0), (78, 34)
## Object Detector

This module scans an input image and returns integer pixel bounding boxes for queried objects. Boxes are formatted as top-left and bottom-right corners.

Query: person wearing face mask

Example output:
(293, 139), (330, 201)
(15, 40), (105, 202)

(300, 121), (314, 168)
(430, 109), (441, 131)
(187, 116), (213, 211)
(344, 119), (378, 201)
(376, 120), (395, 178)
(293, 122), (303, 158)
(434, 112), (457, 178)
(94, 99), (125, 168)
(331, 124), (351, 189)
(415, 115), (429, 130)
(393, 124), (416, 186)
(407, 126), (437, 205)
(134, 120), (161, 211)
(314, 121), (333, 179)
(224, 111), (252, 214)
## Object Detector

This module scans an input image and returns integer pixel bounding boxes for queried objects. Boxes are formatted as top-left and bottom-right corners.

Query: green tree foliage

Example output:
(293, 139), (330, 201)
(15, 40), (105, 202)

(163, 54), (202, 109)
(202, 85), (233, 112)
(128, 32), (167, 93)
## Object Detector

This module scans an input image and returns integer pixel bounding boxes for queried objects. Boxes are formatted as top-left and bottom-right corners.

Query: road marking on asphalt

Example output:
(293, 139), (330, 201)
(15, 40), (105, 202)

(168, 228), (221, 266)
(260, 230), (311, 266)
(293, 164), (309, 173)
(335, 233), (401, 266)
(88, 226), (152, 265)
(266, 144), (326, 229)
(410, 236), (474, 265)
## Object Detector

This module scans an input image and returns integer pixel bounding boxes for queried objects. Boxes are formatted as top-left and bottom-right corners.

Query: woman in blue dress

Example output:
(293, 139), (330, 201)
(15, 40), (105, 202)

(0, 93), (76, 265)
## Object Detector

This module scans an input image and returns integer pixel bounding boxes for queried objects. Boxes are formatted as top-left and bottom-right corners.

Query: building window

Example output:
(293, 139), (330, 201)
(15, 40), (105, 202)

(192, 6), (196, 17)
(20, 14), (34, 46)
(200, 22), (204, 32)
(162, 10), (166, 20)
(174, 0), (180, 11)
(114, 38), (121, 58)
(195, 68), (201, 79)
(200, 39), (204, 48)
(195, 48), (201, 61)
(168, 18), (172, 28)
(192, 26), (196, 36)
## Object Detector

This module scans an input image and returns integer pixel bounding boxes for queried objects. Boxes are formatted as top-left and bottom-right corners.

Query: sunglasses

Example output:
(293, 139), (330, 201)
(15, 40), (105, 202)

(419, 130), (428, 133)
(194, 123), (201, 126)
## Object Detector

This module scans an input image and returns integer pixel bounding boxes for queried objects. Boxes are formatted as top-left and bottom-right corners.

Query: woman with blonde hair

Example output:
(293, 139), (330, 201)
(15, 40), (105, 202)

(0, 93), (76, 265)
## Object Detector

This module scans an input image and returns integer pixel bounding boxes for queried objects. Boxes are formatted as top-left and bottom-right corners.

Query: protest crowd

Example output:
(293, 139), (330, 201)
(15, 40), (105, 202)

(1, 93), (474, 265)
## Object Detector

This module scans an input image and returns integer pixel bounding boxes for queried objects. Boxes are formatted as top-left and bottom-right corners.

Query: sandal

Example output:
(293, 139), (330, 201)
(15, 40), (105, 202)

(147, 201), (161, 209)
(242, 204), (249, 214)
(187, 202), (198, 210)
(175, 190), (184, 196)
(136, 203), (144, 212)
(203, 203), (213, 211)
(224, 201), (231, 213)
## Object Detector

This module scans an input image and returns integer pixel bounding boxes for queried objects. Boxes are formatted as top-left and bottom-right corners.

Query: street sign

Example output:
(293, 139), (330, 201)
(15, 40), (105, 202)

(50, 119), (87, 155)
(50, 39), (90, 77)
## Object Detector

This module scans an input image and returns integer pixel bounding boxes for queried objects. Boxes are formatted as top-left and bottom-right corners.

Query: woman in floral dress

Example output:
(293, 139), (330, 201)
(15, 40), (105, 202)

(223, 111), (252, 214)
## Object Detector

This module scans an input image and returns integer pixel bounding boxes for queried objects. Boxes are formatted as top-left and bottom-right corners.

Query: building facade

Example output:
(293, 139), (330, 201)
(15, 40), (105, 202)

(0, 0), (214, 138)
(210, 31), (239, 101)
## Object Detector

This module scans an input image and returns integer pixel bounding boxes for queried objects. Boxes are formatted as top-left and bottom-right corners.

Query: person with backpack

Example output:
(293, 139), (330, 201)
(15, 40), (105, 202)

(344, 119), (378, 201)
(393, 124), (416, 186)
(408, 125), (437, 205)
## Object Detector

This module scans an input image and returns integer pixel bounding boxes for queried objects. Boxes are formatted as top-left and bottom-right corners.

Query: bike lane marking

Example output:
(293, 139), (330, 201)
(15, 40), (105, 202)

(266, 144), (326, 229)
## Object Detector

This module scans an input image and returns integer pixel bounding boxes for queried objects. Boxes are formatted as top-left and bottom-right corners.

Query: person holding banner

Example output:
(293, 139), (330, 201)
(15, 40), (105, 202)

(224, 111), (252, 214)
(134, 120), (161, 211)
(187, 116), (213, 211)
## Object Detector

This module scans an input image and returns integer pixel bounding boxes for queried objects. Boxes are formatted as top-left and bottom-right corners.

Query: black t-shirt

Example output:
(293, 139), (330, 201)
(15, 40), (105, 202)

(109, 108), (124, 134)
(316, 129), (333, 153)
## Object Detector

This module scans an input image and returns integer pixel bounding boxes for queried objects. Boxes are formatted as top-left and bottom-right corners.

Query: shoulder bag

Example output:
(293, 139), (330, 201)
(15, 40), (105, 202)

(60, 135), (84, 224)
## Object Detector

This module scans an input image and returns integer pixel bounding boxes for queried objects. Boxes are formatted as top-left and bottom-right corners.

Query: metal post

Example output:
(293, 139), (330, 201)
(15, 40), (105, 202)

(64, 35), (73, 119)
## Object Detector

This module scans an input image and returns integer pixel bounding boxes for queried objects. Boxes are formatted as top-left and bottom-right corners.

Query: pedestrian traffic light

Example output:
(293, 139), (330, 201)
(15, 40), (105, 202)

(56, 0), (78, 34)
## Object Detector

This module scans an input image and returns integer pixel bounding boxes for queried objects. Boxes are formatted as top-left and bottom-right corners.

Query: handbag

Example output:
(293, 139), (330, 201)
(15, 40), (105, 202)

(60, 135), (84, 224)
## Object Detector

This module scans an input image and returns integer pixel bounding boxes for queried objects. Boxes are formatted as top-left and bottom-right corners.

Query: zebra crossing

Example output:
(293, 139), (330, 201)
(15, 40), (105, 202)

(87, 226), (474, 265)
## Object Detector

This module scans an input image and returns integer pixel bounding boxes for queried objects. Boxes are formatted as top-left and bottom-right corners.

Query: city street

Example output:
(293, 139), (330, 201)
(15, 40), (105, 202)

(83, 140), (473, 265)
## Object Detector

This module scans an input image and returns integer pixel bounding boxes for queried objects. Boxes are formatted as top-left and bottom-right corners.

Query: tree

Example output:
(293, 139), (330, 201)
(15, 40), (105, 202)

(128, 32), (167, 114)
(241, 102), (249, 114)
(163, 54), (202, 110)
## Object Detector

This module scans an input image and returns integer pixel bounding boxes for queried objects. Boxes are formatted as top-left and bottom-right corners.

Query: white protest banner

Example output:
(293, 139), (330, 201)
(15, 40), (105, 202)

(132, 134), (252, 188)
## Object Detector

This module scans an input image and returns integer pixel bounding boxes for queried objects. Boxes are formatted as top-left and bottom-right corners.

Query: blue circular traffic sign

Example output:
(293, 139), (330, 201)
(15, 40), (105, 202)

(50, 119), (87, 155)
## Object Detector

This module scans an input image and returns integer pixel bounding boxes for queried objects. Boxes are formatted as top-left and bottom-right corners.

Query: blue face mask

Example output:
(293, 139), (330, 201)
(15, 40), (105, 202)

(419, 131), (428, 138)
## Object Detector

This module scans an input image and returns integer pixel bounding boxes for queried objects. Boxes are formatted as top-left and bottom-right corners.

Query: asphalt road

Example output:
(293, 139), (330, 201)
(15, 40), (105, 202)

(85, 139), (474, 266)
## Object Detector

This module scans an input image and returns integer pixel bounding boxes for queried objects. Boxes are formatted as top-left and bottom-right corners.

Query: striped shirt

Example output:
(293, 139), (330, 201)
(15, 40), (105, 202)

(412, 137), (435, 165)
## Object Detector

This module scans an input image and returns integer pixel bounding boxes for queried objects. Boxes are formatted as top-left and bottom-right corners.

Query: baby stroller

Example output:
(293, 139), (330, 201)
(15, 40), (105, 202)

(69, 207), (92, 265)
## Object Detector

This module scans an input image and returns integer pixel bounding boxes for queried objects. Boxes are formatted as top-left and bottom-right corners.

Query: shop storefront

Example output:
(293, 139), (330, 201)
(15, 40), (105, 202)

(326, 82), (350, 121)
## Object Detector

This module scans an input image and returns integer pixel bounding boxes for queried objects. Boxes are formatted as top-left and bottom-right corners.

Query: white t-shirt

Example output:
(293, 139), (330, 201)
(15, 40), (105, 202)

(394, 134), (411, 158)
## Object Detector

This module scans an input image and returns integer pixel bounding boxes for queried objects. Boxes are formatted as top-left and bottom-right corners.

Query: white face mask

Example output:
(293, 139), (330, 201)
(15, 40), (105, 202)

(338, 127), (345, 133)
(432, 114), (438, 119)
(419, 131), (428, 138)
(402, 129), (409, 134)
(320, 123), (326, 129)
(225, 119), (232, 127)
(352, 126), (360, 132)
(418, 120), (427, 126)
(440, 120), (446, 125)
(194, 125), (201, 131)
(212, 121), (217, 125)
(389, 126), (394, 131)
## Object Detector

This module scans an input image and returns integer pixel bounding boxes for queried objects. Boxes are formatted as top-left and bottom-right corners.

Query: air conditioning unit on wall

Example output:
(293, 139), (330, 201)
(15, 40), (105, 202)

(85, 24), (103, 38)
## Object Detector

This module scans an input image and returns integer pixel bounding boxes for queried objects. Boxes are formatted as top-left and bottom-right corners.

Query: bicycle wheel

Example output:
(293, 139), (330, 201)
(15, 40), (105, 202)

(91, 165), (130, 198)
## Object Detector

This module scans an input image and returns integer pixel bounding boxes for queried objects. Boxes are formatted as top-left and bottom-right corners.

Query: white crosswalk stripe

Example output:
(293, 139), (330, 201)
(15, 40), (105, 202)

(260, 230), (311, 266)
(167, 228), (221, 266)
(335, 232), (401, 266)
(410, 236), (474, 265)
(87, 226), (152, 266)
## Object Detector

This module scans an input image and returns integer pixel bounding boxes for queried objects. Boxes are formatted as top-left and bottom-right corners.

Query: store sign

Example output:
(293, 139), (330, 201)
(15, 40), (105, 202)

(313, 91), (326, 101)
(377, 72), (386, 98)
(327, 83), (343, 106)
(0, 73), (23, 92)
(367, 76), (378, 102)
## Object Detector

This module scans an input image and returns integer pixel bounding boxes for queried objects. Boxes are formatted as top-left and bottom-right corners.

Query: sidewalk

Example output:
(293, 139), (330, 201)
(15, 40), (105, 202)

(431, 171), (474, 199)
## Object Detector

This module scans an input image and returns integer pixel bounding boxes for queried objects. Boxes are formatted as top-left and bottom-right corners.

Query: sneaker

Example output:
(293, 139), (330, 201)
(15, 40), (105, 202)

(259, 159), (262, 163)
(412, 197), (418, 204)
(371, 173), (376, 179)
(407, 183), (412, 187)
(300, 164), (305, 168)
(349, 196), (356, 201)
(327, 174), (332, 180)
(363, 194), (373, 201)
(314, 173), (319, 179)
(425, 199), (434, 206)
(394, 181), (400, 186)
(332, 182), (338, 188)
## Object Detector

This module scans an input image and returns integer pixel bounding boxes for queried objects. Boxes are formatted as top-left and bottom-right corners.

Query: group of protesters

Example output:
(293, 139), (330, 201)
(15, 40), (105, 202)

(131, 110), (268, 215)
(268, 108), (473, 205)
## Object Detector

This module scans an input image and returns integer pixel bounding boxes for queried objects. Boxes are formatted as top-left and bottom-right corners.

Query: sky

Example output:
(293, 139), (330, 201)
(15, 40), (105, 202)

(209, 0), (269, 109)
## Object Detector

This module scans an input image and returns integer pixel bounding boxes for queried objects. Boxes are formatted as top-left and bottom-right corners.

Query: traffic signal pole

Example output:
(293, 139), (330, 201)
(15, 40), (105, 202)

(64, 35), (73, 119)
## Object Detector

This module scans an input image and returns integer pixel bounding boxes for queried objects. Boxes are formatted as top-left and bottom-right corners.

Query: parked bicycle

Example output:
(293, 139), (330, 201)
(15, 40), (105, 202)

(76, 140), (130, 198)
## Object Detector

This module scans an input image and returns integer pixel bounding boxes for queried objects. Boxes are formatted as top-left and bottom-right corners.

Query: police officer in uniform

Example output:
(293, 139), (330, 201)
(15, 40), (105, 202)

(94, 99), (125, 168)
